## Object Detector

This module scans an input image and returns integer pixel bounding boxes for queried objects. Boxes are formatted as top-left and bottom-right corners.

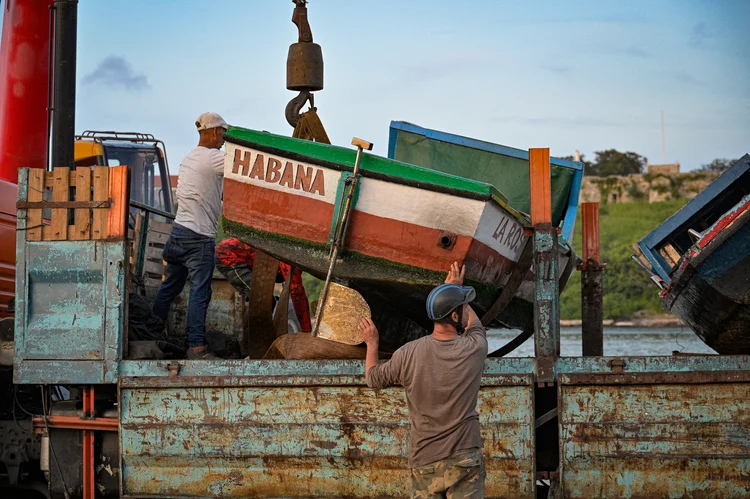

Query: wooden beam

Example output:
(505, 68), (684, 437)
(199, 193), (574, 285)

(48, 167), (70, 240)
(73, 167), (92, 240)
(529, 148), (552, 225)
(27, 169), (44, 241)
(92, 166), (109, 239)
(107, 165), (129, 239)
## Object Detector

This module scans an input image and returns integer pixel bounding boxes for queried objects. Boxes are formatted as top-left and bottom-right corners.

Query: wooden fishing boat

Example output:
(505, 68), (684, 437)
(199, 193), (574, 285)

(387, 121), (585, 241)
(222, 126), (576, 349)
(634, 154), (750, 354)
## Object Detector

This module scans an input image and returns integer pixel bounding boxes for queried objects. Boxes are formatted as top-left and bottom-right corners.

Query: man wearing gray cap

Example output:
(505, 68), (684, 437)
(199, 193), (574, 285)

(360, 262), (487, 498)
(153, 112), (228, 359)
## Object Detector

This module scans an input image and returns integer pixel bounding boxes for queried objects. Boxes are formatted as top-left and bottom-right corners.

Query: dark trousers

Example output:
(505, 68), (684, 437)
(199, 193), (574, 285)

(152, 224), (215, 347)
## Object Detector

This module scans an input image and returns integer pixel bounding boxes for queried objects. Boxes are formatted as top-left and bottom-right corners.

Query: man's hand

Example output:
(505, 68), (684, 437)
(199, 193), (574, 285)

(359, 317), (379, 347)
(445, 261), (465, 286)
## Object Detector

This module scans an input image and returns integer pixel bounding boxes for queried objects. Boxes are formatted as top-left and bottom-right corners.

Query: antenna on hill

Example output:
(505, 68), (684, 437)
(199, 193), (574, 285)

(661, 110), (666, 164)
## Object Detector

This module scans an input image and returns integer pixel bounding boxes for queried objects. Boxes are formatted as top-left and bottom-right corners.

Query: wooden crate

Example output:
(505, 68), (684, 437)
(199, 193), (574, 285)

(131, 213), (171, 296)
(19, 166), (129, 241)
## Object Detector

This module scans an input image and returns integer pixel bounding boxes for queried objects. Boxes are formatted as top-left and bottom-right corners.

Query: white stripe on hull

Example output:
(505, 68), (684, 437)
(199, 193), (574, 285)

(225, 142), (529, 262)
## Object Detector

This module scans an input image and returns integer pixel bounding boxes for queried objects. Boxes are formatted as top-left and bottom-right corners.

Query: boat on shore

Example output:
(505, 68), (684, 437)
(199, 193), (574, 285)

(222, 126), (578, 349)
(634, 154), (750, 354)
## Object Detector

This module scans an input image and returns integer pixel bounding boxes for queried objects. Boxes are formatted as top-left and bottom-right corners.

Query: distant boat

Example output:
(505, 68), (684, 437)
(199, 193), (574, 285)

(221, 126), (580, 349)
(634, 154), (750, 354)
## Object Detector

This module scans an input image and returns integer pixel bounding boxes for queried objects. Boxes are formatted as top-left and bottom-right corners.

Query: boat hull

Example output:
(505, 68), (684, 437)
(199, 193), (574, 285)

(222, 129), (575, 348)
(663, 198), (750, 354)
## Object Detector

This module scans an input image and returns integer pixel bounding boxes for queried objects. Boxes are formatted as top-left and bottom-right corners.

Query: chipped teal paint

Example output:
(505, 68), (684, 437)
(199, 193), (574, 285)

(14, 169), (126, 384)
(533, 227), (560, 378)
(118, 358), (537, 378)
(554, 355), (750, 374)
(558, 374), (750, 498)
(119, 374), (535, 498)
(116, 355), (750, 379)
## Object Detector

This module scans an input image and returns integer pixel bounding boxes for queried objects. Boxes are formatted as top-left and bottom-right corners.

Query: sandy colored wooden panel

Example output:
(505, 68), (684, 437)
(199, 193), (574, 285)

(73, 167), (92, 240)
(92, 166), (109, 239)
(27, 169), (44, 241)
(48, 167), (70, 240)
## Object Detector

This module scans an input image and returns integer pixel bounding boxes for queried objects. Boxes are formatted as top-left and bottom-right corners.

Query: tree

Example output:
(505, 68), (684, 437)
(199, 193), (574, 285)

(560, 153), (592, 172)
(699, 158), (738, 174)
(586, 149), (647, 177)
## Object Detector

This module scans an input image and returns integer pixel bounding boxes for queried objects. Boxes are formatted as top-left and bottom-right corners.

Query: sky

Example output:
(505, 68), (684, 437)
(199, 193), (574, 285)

(3, 0), (750, 172)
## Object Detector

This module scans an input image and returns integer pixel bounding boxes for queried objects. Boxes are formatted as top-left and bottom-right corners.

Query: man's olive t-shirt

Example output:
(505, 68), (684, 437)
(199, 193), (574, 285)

(365, 322), (488, 468)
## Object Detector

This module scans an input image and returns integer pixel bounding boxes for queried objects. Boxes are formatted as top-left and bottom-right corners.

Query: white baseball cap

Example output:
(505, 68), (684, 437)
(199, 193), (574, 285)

(195, 112), (228, 131)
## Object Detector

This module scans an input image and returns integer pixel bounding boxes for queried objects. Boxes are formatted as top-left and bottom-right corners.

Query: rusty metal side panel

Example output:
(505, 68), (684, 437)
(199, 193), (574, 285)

(14, 240), (126, 384)
(559, 375), (750, 498)
(119, 376), (535, 498)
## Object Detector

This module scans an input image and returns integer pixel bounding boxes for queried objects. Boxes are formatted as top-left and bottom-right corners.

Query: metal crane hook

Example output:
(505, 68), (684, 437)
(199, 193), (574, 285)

(285, 90), (314, 128)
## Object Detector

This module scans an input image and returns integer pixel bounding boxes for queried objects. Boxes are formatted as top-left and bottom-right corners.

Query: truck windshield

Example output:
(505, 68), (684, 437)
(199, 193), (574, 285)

(104, 145), (172, 214)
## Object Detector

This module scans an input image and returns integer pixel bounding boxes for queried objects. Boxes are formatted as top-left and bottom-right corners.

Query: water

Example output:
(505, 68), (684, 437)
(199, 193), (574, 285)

(487, 326), (717, 357)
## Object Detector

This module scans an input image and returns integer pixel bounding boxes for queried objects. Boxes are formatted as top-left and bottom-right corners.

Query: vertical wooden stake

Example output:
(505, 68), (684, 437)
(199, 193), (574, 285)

(581, 202), (604, 356)
(73, 167), (92, 240)
(92, 166), (109, 239)
(49, 167), (70, 240)
(27, 169), (44, 241)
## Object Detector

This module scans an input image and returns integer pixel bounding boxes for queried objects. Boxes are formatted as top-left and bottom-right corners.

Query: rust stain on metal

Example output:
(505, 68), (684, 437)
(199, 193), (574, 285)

(120, 380), (536, 498)
(559, 376), (750, 498)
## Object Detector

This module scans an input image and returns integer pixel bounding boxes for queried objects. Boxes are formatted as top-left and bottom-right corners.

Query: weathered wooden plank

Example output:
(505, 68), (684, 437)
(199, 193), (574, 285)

(244, 251), (279, 358)
(107, 165), (129, 239)
(145, 245), (165, 260)
(144, 277), (164, 289)
(48, 167), (70, 240)
(148, 220), (172, 234)
(27, 169), (44, 241)
(45, 170), (77, 188)
(143, 260), (166, 276)
(73, 167), (92, 240)
(146, 230), (170, 245)
(92, 167), (109, 239)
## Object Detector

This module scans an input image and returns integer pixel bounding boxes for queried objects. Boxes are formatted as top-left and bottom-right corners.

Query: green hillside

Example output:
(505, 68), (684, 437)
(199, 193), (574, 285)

(560, 198), (688, 320)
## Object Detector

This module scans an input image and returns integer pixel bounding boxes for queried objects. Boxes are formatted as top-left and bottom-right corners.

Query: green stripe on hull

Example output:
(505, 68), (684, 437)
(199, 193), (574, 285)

(226, 126), (510, 206)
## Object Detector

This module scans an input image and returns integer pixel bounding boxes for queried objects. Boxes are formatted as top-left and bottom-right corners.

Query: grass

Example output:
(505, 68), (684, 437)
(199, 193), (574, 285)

(560, 198), (688, 320)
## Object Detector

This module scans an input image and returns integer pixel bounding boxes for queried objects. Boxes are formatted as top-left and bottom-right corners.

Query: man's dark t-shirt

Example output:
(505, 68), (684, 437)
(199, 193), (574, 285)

(365, 322), (488, 468)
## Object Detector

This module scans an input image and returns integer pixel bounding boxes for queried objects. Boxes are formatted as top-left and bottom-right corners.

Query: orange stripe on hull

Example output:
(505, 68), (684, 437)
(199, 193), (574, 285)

(224, 178), (513, 274)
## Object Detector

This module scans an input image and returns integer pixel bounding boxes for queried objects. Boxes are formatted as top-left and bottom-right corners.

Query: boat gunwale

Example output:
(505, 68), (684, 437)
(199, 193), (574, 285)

(224, 131), (530, 226)
(388, 120), (586, 171)
(637, 154), (750, 282)
(662, 196), (750, 308)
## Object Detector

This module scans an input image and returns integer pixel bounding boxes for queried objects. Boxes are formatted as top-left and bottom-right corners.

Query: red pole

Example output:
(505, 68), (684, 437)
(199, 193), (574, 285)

(82, 386), (95, 499)
(0, 0), (55, 182)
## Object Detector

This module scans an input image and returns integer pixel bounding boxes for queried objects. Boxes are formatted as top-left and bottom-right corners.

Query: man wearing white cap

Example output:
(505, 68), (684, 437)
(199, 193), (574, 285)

(153, 112), (228, 359)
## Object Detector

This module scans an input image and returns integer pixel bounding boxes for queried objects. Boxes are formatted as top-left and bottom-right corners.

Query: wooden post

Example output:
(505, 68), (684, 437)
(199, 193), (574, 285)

(529, 148), (559, 383)
(580, 202), (605, 356)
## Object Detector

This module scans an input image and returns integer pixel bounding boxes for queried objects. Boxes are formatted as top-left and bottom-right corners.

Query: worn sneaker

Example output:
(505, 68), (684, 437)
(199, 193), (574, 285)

(186, 347), (220, 360)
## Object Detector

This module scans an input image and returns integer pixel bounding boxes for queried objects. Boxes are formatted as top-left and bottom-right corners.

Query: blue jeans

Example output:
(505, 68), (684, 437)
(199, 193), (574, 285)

(152, 224), (215, 348)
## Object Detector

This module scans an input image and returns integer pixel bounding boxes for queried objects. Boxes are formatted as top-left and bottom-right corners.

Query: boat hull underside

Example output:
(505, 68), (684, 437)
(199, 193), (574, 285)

(666, 224), (750, 355)
(223, 218), (574, 351)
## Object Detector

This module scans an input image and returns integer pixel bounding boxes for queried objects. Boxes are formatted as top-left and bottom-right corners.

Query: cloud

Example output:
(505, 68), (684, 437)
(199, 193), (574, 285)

(689, 22), (708, 49)
(543, 63), (571, 75)
(83, 56), (150, 91)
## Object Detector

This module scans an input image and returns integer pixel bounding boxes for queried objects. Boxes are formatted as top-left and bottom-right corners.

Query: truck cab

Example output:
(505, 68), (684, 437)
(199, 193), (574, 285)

(74, 131), (175, 219)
